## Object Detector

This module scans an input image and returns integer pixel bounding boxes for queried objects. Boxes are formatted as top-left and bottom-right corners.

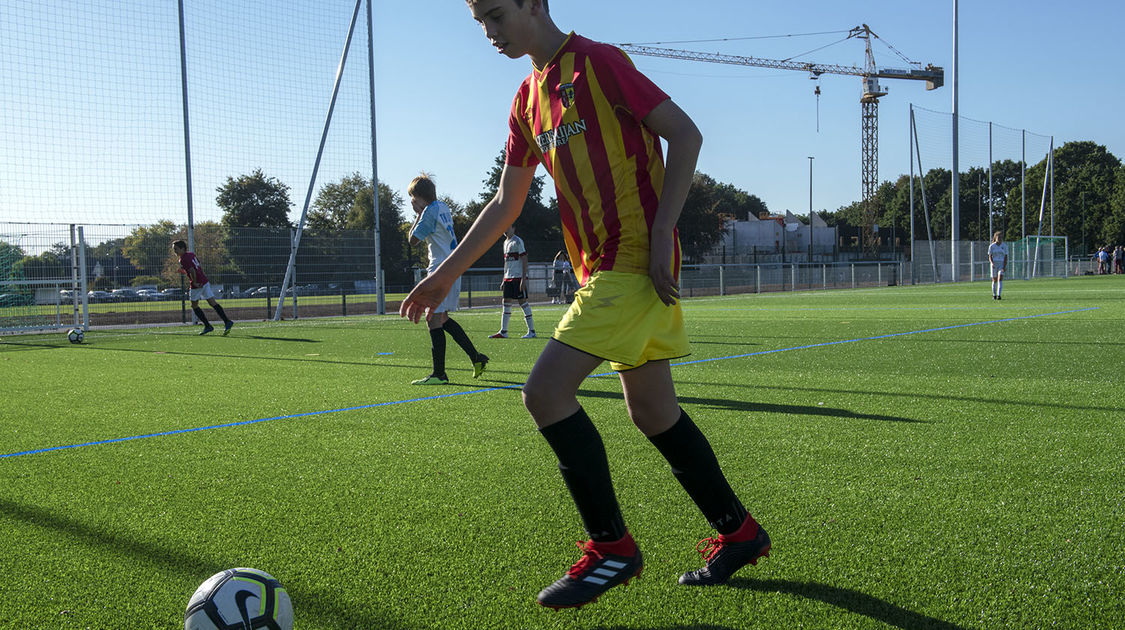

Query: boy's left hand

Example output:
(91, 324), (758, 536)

(649, 230), (680, 306)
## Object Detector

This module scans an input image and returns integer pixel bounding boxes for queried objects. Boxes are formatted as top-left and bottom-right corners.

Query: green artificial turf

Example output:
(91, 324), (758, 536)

(1, 276), (1122, 629)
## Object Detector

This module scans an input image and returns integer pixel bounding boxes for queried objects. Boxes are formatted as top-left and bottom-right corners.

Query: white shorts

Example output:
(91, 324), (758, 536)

(189, 282), (216, 302)
(434, 277), (461, 314)
(990, 265), (1005, 278)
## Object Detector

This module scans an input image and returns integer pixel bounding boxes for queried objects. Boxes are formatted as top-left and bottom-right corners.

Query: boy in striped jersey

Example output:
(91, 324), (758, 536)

(402, 0), (768, 609)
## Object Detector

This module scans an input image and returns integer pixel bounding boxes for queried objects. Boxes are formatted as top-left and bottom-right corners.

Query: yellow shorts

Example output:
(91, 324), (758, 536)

(552, 270), (690, 371)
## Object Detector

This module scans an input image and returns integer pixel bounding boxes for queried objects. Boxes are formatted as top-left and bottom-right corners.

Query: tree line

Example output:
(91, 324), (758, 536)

(4, 140), (1122, 291)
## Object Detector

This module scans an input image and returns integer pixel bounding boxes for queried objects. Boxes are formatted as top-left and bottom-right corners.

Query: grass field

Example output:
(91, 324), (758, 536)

(2, 276), (1123, 629)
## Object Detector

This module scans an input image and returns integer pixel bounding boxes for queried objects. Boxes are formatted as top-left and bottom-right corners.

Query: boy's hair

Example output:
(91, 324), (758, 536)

(408, 174), (437, 204)
(171, 239), (188, 251)
(468, 0), (549, 13)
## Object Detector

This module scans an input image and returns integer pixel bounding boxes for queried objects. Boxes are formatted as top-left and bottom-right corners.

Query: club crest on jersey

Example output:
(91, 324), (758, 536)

(559, 82), (576, 108)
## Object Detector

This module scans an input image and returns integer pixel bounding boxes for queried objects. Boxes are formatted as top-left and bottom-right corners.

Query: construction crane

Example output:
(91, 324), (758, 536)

(618, 25), (943, 253)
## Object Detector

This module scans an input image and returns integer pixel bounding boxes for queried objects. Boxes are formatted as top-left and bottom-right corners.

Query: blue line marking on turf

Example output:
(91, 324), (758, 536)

(1, 307), (1097, 459)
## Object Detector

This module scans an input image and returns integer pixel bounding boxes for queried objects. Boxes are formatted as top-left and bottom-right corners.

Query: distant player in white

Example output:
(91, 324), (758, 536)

(408, 174), (488, 385)
(988, 231), (1008, 300)
(490, 225), (536, 339)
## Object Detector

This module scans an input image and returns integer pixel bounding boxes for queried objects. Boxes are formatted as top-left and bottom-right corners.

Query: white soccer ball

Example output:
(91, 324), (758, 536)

(67, 328), (84, 344)
(184, 568), (293, 630)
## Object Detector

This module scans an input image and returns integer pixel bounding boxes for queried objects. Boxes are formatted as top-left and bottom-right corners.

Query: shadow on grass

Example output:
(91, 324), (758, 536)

(576, 389), (923, 423)
(675, 379), (1125, 415)
(730, 577), (968, 630)
(0, 498), (407, 630)
(593, 625), (740, 630)
(243, 335), (320, 342)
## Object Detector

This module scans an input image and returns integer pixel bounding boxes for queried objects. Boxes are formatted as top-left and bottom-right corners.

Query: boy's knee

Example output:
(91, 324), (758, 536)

(521, 376), (560, 419)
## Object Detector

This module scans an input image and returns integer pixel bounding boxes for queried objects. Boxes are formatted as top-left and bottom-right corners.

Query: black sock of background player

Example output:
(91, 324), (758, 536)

(441, 317), (480, 361)
(648, 408), (748, 535)
(539, 407), (627, 542)
(212, 303), (231, 324)
(429, 327), (446, 377)
(192, 306), (210, 327)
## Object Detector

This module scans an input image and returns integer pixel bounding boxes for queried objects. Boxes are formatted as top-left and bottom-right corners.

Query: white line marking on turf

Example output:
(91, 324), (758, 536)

(0, 307), (1098, 459)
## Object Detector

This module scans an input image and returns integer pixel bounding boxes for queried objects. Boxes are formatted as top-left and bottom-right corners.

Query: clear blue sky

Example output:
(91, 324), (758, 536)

(2, 0), (1122, 232)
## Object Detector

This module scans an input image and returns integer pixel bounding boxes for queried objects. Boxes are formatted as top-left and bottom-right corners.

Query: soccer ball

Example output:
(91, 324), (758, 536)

(184, 568), (293, 630)
(67, 328), (84, 344)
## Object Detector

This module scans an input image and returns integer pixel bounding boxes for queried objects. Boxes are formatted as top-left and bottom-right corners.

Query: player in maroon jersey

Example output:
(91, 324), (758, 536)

(172, 240), (233, 336)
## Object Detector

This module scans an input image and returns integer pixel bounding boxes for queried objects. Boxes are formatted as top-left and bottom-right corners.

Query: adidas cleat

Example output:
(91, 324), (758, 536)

(223, 321), (234, 336)
(199, 325), (215, 336)
(537, 538), (643, 610)
(489, 331), (508, 339)
(522, 331), (537, 339)
(679, 520), (770, 586)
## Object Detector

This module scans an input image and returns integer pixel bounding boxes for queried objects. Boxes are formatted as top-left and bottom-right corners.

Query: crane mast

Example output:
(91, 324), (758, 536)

(618, 25), (943, 253)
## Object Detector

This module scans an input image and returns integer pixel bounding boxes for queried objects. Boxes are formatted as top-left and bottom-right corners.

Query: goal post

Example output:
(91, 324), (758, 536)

(1008, 235), (1068, 279)
(0, 224), (88, 334)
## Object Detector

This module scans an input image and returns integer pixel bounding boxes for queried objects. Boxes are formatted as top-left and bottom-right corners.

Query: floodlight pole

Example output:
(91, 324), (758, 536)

(178, 0), (197, 324)
(988, 122), (993, 238)
(909, 105), (915, 284)
(808, 156), (814, 264)
(367, 0), (385, 315)
(950, 0), (960, 282)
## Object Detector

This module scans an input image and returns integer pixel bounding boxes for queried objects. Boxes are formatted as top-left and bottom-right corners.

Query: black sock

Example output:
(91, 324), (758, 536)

(192, 306), (210, 327)
(212, 303), (231, 324)
(539, 408), (627, 542)
(648, 409), (748, 535)
(442, 317), (480, 361)
(428, 327), (446, 377)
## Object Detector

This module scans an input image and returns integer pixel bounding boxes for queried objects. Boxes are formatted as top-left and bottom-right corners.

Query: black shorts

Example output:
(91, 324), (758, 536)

(501, 278), (527, 301)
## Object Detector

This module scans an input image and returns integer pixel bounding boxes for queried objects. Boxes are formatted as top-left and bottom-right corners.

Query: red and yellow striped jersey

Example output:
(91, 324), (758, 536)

(505, 33), (681, 284)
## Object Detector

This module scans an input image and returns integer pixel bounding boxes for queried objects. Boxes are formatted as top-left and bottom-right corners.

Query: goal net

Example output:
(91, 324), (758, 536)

(1008, 235), (1068, 279)
(0, 225), (88, 334)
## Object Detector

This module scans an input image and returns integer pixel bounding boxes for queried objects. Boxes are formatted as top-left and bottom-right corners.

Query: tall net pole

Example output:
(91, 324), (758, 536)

(367, 0), (384, 315)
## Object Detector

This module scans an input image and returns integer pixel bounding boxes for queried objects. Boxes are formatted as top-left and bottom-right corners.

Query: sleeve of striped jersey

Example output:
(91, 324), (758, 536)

(505, 84), (540, 168)
(598, 46), (670, 123)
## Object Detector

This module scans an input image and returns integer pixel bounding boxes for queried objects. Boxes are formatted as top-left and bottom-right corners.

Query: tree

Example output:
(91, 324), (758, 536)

(0, 240), (27, 279)
(217, 169), (293, 284)
(304, 173), (411, 287)
(465, 149), (559, 264)
(217, 169), (293, 229)
(680, 173), (738, 263)
(122, 220), (178, 277)
(307, 172), (368, 233)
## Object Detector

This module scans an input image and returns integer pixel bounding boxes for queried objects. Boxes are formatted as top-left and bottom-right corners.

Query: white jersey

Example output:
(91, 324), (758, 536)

(503, 235), (527, 279)
(410, 200), (457, 273)
(988, 242), (1008, 266)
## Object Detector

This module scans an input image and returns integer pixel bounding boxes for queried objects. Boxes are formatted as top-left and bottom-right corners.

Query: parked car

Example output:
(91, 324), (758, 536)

(251, 286), (280, 298)
(135, 289), (163, 301)
(237, 286), (263, 299)
(160, 288), (185, 300)
(87, 290), (112, 302)
(111, 288), (139, 302)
